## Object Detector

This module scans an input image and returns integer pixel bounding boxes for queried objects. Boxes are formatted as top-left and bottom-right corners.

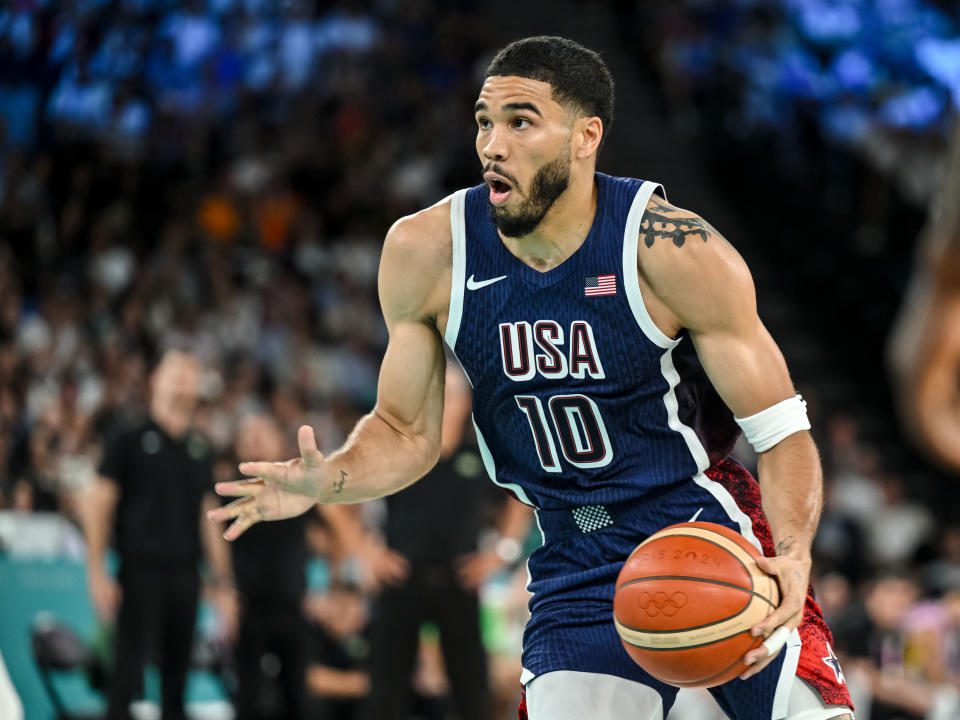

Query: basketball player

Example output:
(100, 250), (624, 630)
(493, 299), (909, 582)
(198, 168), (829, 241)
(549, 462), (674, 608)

(889, 120), (960, 473)
(208, 37), (853, 720)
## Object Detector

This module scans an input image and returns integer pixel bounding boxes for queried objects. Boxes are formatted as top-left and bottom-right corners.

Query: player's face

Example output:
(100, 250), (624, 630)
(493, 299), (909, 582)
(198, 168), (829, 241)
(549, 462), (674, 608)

(475, 76), (573, 237)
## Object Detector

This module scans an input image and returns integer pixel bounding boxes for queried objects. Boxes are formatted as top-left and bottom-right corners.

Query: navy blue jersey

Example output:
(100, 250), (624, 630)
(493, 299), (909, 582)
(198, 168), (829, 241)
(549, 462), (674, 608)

(445, 173), (739, 513)
(440, 174), (849, 717)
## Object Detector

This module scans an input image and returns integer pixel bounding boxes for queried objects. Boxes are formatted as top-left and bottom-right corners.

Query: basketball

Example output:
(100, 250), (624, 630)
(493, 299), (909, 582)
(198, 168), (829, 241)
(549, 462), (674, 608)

(613, 521), (779, 688)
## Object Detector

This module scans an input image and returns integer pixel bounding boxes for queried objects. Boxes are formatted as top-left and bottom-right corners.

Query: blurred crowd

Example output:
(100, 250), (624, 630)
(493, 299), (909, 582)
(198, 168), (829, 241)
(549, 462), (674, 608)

(0, 0), (523, 716)
(0, 0), (489, 508)
(1, 0), (960, 718)
(633, 0), (959, 197)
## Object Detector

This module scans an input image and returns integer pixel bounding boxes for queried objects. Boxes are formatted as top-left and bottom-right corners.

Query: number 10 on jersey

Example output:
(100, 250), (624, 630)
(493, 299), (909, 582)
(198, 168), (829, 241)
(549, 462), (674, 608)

(515, 394), (613, 473)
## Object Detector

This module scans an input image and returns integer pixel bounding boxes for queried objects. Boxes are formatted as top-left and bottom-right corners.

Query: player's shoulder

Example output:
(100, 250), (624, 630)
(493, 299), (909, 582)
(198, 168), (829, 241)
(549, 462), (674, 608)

(638, 193), (751, 286)
(636, 193), (756, 331)
(384, 195), (454, 267)
(380, 195), (455, 322)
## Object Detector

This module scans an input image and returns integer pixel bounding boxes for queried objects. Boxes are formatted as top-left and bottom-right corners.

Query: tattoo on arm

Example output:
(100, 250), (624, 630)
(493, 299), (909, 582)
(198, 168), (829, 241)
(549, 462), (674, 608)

(334, 470), (347, 494)
(640, 195), (721, 248)
(775, 536), (796, 556)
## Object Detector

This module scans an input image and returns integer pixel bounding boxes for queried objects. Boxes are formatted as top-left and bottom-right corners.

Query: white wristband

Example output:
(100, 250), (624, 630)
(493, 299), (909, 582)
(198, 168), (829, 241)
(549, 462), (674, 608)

(735, 394), (811, 453)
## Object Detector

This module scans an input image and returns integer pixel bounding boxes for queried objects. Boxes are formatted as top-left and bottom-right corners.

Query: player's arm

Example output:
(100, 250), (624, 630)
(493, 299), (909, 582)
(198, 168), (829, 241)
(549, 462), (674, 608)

(209, 207), (450, 540)
(888, 122), (960, 472)
(321, 211), (449, 501)
(639, 196), (820, 676)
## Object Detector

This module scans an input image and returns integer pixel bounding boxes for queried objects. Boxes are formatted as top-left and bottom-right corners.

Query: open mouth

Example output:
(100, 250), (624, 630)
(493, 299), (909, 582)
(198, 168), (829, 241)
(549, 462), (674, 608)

(487, 177), (513, 206)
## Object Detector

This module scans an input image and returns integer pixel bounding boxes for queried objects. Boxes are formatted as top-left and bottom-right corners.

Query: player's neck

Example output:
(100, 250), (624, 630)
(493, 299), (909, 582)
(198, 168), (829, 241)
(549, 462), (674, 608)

(500, 174), (597, 272)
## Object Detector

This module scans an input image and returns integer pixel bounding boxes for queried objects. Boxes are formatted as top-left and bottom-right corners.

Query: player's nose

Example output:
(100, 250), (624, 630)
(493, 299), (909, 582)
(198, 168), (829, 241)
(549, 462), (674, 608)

(481, 127), (508, 162)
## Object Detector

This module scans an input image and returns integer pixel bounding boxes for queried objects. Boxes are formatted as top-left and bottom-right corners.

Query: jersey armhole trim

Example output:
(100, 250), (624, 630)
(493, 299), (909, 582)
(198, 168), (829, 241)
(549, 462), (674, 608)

(773, 628), (803, 719)
(473, 419), (535, 507)
(444, 188), (468, 351)
(622, 181), (681, 350)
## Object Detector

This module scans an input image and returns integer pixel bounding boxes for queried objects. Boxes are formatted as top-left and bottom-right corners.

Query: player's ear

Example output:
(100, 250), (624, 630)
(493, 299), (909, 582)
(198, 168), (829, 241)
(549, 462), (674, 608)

(574, 116), (603, 159)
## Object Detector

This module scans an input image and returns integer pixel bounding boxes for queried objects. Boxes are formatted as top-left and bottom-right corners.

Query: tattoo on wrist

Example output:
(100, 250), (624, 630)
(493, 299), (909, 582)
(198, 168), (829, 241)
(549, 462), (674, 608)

(775, 536), (796, 556)
(334, 470), (347, 494)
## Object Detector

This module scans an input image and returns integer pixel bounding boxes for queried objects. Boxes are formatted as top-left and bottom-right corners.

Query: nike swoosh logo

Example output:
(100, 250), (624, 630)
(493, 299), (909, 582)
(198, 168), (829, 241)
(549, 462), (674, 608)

(466, 274), (507, 290)
(689, 508), (704, 522)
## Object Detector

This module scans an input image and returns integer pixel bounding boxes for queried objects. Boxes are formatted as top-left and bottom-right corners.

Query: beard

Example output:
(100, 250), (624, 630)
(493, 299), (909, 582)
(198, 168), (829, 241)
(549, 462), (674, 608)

(488, 150), (571, 238)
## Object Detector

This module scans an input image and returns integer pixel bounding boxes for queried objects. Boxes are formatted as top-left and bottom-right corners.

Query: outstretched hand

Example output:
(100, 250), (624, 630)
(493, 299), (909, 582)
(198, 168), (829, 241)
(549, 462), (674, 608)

(739, 551), (811, 680)
(207, 425), (329, 541)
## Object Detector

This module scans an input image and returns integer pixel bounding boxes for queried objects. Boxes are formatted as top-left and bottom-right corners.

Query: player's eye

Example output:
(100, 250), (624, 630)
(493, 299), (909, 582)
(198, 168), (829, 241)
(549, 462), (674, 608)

(511, 117), (531, 129)
(477, 117), (492, 130)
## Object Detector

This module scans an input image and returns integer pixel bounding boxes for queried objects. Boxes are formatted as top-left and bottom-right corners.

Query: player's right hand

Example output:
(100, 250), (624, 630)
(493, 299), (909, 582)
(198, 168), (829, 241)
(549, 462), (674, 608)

(208, 425), (327, 540)
(209, 476), (320, 541)
(88, 569), (121, 621)
(239, 425), (330, 499)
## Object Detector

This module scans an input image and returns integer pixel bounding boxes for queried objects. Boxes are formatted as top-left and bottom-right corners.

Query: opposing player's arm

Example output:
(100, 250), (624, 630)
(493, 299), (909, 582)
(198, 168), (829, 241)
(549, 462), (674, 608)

(210, 206), (451, 538)
(639, 196), (820, 673)
(888, 122), (960, 472)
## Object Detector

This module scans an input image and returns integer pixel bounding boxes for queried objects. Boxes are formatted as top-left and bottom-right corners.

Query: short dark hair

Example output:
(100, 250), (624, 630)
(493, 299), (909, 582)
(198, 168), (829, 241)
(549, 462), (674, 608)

(486, 36), (615, 138)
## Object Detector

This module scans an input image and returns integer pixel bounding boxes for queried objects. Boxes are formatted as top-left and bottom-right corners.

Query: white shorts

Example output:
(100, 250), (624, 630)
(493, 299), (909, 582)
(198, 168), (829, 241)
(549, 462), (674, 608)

(524, 670), (853, 720)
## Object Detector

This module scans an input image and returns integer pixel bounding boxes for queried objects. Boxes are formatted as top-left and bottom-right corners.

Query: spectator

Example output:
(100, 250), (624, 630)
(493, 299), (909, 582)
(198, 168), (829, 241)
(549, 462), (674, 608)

(832, 569), (925, 720)
(305, 579), (371, 720)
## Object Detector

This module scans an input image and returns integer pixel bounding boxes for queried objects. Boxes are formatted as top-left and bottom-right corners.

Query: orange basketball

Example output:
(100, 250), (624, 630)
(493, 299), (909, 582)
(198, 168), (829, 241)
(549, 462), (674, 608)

(613, 521), (779, 688)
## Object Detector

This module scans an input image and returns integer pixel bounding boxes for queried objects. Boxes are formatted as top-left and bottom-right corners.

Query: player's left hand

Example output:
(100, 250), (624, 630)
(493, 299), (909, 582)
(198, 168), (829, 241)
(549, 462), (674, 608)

(738, 551), (811, 680)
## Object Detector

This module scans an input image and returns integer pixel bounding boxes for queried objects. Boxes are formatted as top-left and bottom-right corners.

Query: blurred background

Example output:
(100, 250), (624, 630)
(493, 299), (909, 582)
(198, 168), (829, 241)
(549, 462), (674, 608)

(0, 0), (958, 718)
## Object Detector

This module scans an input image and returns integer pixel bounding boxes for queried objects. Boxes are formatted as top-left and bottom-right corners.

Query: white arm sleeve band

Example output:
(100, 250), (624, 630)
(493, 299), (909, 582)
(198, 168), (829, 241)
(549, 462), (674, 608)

(734, 394), (811, 453)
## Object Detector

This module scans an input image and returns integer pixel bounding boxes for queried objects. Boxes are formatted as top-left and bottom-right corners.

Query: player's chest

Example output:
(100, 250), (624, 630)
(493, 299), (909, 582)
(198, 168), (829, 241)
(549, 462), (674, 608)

(458, 287), (654, 388)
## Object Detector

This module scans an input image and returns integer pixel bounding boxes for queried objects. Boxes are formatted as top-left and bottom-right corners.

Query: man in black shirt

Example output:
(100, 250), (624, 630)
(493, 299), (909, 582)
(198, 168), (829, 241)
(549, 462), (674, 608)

(83, 350), (233, 720)
(229, 413), (309, 720)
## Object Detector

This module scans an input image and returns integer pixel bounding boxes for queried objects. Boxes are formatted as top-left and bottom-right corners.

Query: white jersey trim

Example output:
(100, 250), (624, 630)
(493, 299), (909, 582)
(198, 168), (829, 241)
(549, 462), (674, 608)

(773, 628), (803, 719)
(622, 181), (680, 350)
(444, 188), (468, 351)
(473, 418), (535, 507)
(659, 348), (711, 475)
(691, 471), (762, 551)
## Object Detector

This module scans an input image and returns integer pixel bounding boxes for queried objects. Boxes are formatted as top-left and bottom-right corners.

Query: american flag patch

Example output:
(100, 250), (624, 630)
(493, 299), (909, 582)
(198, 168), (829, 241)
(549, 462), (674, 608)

(584, 274), (617, 297)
